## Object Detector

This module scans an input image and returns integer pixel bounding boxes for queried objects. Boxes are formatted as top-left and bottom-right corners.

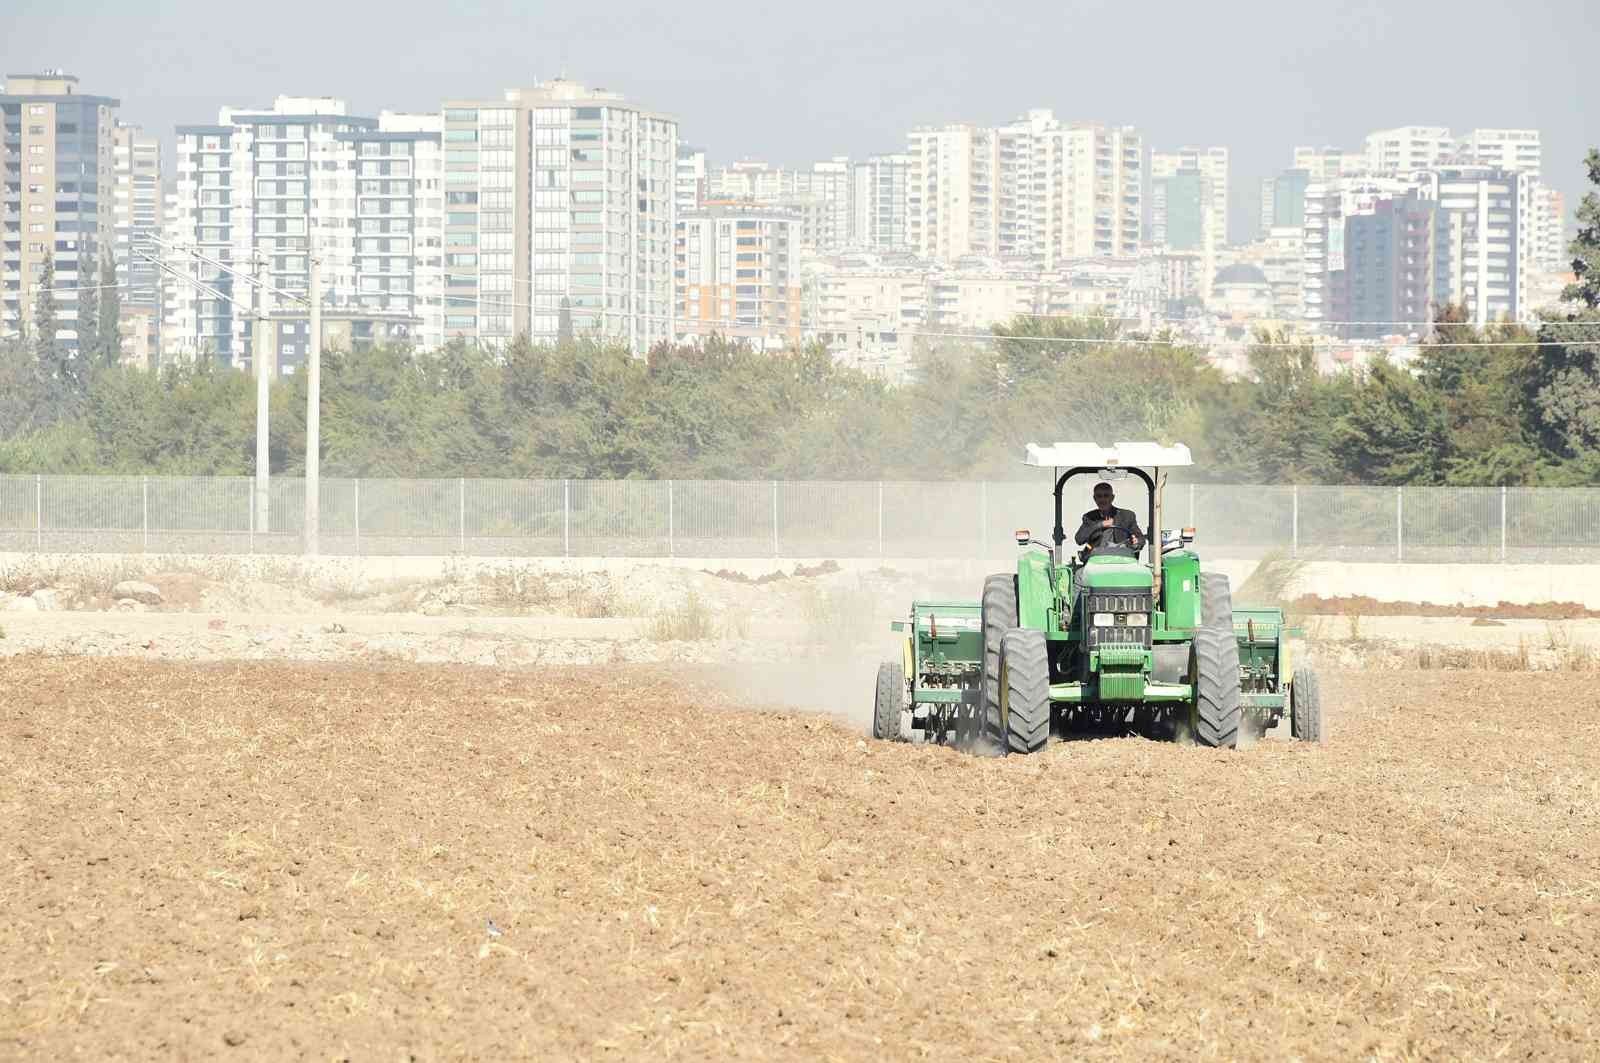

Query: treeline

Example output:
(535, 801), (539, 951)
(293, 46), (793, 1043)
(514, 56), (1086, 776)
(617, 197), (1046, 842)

(1, 309), (1599, 486)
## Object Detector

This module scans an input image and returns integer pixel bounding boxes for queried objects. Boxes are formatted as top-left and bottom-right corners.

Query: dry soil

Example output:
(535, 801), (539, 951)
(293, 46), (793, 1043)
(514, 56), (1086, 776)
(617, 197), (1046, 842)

(2, 661), (1598, 1060)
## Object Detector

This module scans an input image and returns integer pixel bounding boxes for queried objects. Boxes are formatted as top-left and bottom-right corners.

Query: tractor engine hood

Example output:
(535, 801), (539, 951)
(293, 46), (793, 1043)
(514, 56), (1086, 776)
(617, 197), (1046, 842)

(1077, 556), (1154, 589)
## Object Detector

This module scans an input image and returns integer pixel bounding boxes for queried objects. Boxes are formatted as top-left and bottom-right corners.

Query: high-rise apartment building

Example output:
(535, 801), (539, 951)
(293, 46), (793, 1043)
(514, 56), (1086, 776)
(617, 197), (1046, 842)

(1259, 169), (1311, 236)
(112, 121), (163, 354)
(1533, 186), (1567, 273)
(852, 153), (911, 252)
(513, 80), (677, 351)
(1292, 146), (1367, 181)
(1055, 122), (1142, 260)
(907, 123), (999, 261)
(702, 157), (856, 252)
(709, 159), (799, 201)
(339, 112), (444, 351)
(1421, 166), (1535, 327)
(675, 202), (800, 347)
(401, 80), (678, 353)
(437, 93), (530, 345)
(1151, 147), (1229, 248)
(676, 146), (707, 215)
(803, 157), (854, 251)
(1457, 129), (1542, 180)
(1152, 171), (1207, 250)
(167, 96), (379, 365)
(1341, 190), (1439, 338)
(1300, 175), (1413, 326)
(1363, 126), (1454, 176)
(909, 114), (1141, 265)
(1, 72), (119, 346)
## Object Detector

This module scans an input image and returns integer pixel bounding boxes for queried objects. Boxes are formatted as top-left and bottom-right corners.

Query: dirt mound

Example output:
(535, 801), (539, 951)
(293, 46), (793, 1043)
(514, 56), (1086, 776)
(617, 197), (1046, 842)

(4, 661), (1597, 1059)
(1293, 593), (1600, 620)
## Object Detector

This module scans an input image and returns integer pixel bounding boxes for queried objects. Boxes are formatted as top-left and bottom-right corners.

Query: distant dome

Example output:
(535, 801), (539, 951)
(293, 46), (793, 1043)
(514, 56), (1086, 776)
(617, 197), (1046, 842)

(1213, 263), (1270, 287)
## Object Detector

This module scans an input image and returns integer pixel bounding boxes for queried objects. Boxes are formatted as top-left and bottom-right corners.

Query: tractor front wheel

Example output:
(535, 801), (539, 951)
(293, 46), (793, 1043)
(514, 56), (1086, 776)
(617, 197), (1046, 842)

(1191, 573), (1243, 749)
(873, 660), (905, 741)
(991, 628), (1050, 755)
(1291, 666), (1324, 743)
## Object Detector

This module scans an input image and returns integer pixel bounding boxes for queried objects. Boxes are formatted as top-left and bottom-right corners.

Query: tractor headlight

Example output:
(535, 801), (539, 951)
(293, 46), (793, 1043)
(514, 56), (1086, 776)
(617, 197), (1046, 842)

(1124, 613), (1149, 627)
(1092, 613), (1114, 627)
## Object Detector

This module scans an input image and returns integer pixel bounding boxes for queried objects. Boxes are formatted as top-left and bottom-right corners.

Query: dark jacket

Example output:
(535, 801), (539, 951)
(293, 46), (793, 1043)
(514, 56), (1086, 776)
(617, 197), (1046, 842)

(1074, 506), (1144, 550)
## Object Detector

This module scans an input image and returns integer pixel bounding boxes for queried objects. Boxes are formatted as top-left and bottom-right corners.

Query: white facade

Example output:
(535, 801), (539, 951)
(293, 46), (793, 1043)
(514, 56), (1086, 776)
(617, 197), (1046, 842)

(1055, 123), (1143, 260)
(1419, 166), (1535, 327)
(908, 114), (1141, 266)
(1458, 128), (1542, 180)
(1364, 126), (1455, 176)
(112, 122), (163, 347)
(511, 81), (677, 352)
(800, 157), (854, 251)
(852, 153), (911, 252)
(709, 159), (800, 201)
(166, 96), (452, 364)
(167, 96), (369, 367)
(675, 146), (706, 215)
(1532, 185), (1568, 274)
(342, 112), (444, 350)
(907, 123), (999, 261)
(1292, 146), (1367, 181)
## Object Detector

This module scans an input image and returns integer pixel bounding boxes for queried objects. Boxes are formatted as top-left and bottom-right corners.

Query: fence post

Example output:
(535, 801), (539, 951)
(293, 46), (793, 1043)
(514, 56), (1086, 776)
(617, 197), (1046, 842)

(35, 474), (41, 552)
(142, 476), (149, 554)
(354, 478), (361, 558)
(667, 479), (674, 559)
(249, 486), (255, 555)
(1500, 485), (1507, 563)
(1396, 486), (1404, 562)
(771, 480), (779, 558)
(1189, 482), (1196, 529)
(1291, 484), (1299, 559)
(563, 479), (570, 557)
(459, 477), (466, 555)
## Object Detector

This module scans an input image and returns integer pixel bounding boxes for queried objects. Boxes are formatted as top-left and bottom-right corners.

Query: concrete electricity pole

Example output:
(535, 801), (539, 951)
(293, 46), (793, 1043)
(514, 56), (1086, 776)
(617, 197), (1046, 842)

(252, 251), (270, 535)
(304, 254), (321, 556)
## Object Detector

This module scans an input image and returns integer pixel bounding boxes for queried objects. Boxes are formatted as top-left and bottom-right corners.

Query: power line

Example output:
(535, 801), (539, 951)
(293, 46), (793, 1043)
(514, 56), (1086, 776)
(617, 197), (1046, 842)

(136, 236), (310, 308)
(133, 250), (248, 316)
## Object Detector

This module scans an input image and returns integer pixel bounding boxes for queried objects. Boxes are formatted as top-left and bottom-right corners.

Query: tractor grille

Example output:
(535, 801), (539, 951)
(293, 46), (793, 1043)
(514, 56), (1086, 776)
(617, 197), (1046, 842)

(1084, 591), (1154, 650)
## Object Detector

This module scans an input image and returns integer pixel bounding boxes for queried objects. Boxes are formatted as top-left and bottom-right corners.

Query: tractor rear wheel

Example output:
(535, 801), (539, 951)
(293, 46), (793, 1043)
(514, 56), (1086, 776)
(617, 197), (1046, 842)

(873, 660), (905, 741)
(979, 573), (1019, 755)
(1291, 666), (1323, 743)
(995, 628), (1050, 755)
(1191, 573), (1243, 749)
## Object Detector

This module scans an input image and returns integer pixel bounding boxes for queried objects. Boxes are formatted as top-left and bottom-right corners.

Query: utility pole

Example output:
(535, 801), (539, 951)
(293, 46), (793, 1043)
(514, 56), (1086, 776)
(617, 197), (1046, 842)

(304, 254), (321, 556)
(252, 251), (270, 535)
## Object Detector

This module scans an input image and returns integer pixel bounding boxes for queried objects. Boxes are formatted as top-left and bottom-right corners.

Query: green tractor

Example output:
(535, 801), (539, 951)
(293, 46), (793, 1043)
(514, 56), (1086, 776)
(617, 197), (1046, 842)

(873, 442), (1322, 753)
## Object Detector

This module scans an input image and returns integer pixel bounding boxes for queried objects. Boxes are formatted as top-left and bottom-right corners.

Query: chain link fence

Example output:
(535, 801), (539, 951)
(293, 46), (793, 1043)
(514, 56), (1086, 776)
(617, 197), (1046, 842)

(2, 475), (1598, 562)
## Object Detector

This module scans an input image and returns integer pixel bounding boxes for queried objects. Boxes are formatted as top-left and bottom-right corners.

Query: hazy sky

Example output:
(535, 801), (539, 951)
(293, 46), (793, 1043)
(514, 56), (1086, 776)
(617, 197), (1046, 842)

(4, 0), (1595, 241)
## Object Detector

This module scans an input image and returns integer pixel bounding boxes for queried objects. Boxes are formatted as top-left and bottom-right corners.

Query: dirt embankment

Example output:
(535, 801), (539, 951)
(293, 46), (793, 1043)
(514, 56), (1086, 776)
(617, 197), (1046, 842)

(3, 660), (1597, 1060)
(1289, 594), (1600, 620)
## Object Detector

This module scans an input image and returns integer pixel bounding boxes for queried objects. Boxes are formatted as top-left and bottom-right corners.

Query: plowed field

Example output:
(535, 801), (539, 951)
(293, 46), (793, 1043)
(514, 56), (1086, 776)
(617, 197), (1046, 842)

(3, 660), (1598, 1060)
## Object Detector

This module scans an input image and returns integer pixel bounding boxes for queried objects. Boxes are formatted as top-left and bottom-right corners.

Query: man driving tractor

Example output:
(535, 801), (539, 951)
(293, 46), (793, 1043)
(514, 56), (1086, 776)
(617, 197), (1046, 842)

(1074, 481), (1144, 556)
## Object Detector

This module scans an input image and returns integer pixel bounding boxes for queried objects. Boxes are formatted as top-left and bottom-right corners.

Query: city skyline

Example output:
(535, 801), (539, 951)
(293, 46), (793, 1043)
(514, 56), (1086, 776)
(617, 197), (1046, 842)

(3, 0), (1595, 244)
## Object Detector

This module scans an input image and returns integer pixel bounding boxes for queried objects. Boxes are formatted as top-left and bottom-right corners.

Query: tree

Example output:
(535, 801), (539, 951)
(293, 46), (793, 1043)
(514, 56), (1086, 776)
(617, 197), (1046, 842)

(33, 258), (58, 374)
(97, 252), (122, 369)
(29, 258), (90, 423)
(1564, 149), (1600, 309)
(76, 263), (100, 369)
(1331, 359), (1451, 483)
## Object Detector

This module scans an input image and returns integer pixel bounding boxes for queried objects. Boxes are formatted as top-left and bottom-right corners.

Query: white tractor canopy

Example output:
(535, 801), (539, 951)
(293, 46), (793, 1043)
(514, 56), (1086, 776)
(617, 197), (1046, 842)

(1023, 442), (1193, 469)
